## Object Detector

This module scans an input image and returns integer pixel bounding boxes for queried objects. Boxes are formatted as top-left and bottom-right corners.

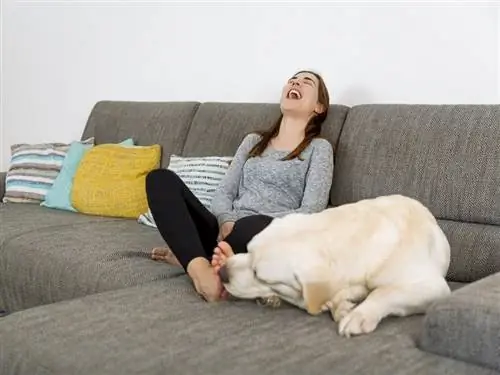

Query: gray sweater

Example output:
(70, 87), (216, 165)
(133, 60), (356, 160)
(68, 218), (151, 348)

(211, 133), (334, 225)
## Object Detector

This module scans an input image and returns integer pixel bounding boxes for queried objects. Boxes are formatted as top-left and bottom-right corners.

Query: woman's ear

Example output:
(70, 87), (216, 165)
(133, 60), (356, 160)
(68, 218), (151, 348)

(314, 102), (326, 115)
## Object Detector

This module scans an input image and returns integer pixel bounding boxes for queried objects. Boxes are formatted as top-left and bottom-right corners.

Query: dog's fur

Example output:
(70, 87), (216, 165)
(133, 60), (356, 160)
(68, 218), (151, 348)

(222, 194), (451, 337)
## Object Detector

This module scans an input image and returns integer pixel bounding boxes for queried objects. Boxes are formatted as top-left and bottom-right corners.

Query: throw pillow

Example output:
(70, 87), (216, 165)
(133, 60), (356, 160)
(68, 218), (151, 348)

(41, 138), (134, 212)
(138, 155), (232, 228)
(71, 143), (161, 218)
(3, 137), (94, 204)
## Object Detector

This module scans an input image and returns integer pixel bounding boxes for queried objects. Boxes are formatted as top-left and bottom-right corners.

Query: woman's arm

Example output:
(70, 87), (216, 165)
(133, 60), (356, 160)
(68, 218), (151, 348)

(211, 133), (261, 226)
(274, 139), (334, 216)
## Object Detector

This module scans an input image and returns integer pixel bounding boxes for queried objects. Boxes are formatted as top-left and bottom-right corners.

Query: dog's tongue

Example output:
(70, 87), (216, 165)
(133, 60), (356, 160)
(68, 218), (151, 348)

(218, 265), (230, 283)
(220, 288), (230, 300)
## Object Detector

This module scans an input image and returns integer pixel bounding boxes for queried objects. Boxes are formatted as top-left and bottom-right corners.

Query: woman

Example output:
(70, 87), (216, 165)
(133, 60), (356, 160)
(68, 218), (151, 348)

(146, 70), (334, 302)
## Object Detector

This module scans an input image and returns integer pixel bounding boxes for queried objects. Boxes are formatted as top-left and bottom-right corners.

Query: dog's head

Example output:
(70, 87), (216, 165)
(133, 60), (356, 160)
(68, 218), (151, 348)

(220, 251), (332, 315)
(219, 253), (276, 300)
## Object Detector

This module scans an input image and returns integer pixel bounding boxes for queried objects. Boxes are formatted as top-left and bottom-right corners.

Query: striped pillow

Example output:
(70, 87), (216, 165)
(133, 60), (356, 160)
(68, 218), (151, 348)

(3, 138), (94, 204)
(138, 155), (232, 228)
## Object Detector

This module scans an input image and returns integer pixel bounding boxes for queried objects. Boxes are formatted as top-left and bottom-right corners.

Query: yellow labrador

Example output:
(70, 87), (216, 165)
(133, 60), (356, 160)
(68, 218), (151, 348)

(221, 194), (451, 337)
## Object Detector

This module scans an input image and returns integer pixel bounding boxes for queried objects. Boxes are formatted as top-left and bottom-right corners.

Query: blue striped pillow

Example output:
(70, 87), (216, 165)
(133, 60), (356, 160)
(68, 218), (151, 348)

(138, 155), (232, 228)
(3, 138), (94, 204)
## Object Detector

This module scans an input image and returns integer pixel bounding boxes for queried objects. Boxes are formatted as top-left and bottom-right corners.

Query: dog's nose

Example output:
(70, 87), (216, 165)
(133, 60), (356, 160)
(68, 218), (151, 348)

(219, 265), (230, 283)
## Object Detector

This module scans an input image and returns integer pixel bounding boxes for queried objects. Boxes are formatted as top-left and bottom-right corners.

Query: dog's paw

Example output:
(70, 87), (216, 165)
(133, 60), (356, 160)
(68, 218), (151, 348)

(321, 300), (333, 312)
(338, 308), (380, 338)
(256, 296), (281, 308)
(331, 300), (355, 323)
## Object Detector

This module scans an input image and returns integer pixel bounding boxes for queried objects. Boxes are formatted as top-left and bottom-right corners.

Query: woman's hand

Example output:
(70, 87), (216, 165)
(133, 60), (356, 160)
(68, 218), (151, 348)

(218, 221), (235, 241)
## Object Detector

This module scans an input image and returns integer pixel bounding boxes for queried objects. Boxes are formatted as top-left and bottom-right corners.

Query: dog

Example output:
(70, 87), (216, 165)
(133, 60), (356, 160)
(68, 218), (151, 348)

(220, 194), (451, 338)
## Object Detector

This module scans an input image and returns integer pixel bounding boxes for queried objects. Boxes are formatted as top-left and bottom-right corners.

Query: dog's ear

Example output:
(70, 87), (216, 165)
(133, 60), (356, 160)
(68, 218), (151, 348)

(296, 265), (332, 316)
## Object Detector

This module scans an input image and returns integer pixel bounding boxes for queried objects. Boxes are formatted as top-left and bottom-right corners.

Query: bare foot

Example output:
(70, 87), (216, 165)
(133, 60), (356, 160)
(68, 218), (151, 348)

(211, 241), (235, 273)
(151, 247), (181, 267)
(187, 257), (223, 302)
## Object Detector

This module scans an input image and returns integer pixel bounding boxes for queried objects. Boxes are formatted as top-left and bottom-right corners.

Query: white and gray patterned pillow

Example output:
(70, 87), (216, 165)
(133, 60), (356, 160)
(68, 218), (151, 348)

(3, 137), (94, 204)
(138, 155), (232, 228)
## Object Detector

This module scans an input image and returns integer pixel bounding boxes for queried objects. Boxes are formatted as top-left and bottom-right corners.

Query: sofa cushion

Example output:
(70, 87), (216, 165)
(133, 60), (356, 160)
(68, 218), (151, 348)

(0, 277), (492, 375)
(0, 204), (182, 313)
(1, 202), (119, 246)
(419, 272), (500, 372)
(81, 101), (200, 168)
(181, 102), (350, 157)
(41, 138), (134, 212)
(331, 104), (500, 226)
(439, 219), (500, 283)
(71, 143), (161, 219)
(3, 137), (94, 204)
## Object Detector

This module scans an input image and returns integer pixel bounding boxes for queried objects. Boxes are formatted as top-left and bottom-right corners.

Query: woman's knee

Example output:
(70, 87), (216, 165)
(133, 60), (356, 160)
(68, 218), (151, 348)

(227, 215), (274, 252)
(146, 169), (180, 193)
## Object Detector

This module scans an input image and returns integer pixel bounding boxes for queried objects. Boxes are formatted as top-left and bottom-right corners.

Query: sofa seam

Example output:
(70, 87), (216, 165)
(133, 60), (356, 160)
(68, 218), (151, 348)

(179, 102), (202, 156)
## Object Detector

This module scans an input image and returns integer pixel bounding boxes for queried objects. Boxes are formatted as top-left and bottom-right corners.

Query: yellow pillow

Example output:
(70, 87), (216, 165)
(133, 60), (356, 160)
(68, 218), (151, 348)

(71, 144), (161, 218)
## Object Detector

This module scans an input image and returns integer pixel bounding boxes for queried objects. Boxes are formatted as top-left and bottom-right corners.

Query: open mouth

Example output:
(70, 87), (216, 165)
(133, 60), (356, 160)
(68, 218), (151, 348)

(287, 88), (302, 100)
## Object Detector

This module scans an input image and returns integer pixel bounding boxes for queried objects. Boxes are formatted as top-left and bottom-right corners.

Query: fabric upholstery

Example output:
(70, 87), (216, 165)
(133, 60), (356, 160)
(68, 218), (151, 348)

(0, 277), (494, 375)
(0, 171), (5, 200)
(331, 104), (500, 226)
(0, 204), (182, 313)
(419, 272), (500, 372)
(181, 102), (349, 157)
(71, 143), (161, 218)
(81, 101), (200, 168)
(439, 219), (500, 283)
(0, 202), (117, 247)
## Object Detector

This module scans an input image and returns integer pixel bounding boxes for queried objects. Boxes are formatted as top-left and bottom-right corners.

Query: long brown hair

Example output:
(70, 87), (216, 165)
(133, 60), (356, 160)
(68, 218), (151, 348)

(248, 70), (330, 161)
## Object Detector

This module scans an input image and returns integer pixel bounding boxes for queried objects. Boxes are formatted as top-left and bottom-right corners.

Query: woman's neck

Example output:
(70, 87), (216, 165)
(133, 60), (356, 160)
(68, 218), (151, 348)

(276, 116), (308, 139)
(271, 116), (308, 150)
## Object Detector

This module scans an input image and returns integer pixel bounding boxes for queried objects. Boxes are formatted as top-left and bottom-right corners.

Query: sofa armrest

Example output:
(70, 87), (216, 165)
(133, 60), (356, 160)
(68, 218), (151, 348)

(418, 272), (500, 371)
(0, 171), (5, 201)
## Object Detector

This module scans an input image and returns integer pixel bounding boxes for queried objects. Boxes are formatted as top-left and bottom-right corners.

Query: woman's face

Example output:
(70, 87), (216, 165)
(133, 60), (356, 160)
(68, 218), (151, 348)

(280, 71), (322, 117)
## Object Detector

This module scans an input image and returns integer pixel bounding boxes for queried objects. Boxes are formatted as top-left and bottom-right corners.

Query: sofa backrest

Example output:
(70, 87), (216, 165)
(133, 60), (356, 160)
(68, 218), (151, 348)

(181, 102), (350, 157)
(330, 104), (500, 225)
(81, 101), (350, 167)
(81, 101), (200, 167)
(330, 104), (500, 282)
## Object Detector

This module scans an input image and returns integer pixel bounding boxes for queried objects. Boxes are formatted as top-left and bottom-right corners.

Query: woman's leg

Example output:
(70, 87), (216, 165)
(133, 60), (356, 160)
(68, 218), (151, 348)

(225, 215), (274, 254)
(146, 169), (221, 301)
(212, 214), (274, 272)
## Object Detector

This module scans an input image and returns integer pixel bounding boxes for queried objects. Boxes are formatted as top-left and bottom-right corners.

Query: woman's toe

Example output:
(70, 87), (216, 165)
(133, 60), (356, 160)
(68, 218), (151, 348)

(217, 241), (234, 257)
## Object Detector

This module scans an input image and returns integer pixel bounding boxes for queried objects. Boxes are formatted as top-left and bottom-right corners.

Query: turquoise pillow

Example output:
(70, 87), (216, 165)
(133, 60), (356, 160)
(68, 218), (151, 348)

(41, 138), (134, 212)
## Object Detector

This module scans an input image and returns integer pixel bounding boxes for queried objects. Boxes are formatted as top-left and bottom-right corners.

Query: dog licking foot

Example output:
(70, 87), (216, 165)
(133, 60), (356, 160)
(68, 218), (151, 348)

(211, 241), (235, 273)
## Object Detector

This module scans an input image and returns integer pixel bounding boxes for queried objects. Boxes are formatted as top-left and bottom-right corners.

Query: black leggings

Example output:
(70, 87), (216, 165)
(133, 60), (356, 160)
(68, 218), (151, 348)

(145, 169), (273, 270)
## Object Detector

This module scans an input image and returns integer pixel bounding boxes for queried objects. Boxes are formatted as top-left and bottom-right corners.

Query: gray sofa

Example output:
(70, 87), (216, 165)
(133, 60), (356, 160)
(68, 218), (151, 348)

(0, 101), (499, 375)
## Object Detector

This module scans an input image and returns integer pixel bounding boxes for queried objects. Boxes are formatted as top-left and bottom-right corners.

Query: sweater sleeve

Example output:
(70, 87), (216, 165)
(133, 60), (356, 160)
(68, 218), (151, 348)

(273, 139), (334, 217)
(211, 133), (260, 226)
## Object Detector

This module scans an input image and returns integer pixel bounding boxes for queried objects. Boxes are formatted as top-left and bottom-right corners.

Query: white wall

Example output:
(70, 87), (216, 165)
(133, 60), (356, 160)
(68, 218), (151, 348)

(1, 2), (499, 170)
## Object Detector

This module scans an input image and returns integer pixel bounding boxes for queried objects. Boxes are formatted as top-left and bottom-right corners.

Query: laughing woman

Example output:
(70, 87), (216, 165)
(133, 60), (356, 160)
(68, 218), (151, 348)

(145, 70), (334, 302)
